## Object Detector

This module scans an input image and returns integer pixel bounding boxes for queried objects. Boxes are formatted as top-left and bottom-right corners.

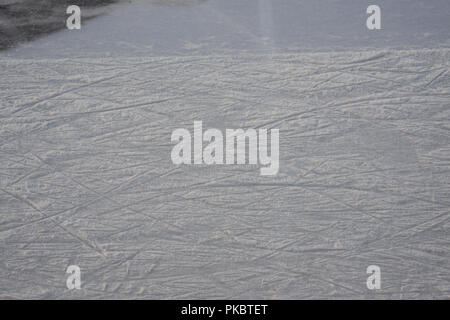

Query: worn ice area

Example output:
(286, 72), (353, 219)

(0, 49), (449, 299)
(1, 0), (449, 300)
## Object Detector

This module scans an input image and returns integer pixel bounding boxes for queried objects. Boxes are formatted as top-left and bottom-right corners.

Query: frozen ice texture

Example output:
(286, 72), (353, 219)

(0, 49), (449, 299)
(0, 0), (449, 300)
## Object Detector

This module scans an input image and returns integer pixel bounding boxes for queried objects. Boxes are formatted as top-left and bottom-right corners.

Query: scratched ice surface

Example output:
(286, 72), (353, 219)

(0, 0), (449, 299)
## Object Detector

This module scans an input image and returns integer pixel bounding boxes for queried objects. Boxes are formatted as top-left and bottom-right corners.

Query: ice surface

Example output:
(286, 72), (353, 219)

(3, 0), (450, 58)
(0, 0), (449, 300)
(0, 49), (449, 299)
